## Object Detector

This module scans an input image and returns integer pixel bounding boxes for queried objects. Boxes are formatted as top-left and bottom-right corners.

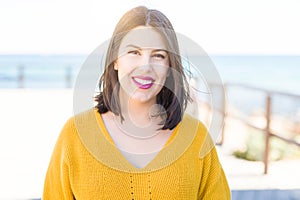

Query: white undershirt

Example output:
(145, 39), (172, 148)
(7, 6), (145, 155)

(119, 149), (160, 169)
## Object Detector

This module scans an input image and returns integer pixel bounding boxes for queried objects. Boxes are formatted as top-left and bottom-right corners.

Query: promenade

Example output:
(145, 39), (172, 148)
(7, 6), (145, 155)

(218, 145), (300, 200)
(217, 118), (300, 200)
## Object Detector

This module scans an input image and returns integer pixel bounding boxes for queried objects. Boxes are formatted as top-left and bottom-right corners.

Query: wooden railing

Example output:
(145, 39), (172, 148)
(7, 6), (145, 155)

(219, 83), (300, 174)
(16, 65), (73, 88)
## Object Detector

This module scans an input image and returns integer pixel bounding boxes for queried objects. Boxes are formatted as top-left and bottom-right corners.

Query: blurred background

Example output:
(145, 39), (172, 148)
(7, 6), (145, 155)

(0, 0), (300, 199)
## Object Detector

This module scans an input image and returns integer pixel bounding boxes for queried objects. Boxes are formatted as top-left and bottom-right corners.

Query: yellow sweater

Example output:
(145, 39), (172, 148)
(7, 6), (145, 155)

(43, 109), (230, 199)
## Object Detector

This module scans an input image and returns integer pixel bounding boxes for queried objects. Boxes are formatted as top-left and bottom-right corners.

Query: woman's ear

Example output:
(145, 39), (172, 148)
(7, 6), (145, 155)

(114, 62), (118, 70)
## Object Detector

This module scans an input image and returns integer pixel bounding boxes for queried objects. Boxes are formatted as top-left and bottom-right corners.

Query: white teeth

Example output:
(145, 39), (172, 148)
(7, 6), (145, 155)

(134, 78), (153, 85)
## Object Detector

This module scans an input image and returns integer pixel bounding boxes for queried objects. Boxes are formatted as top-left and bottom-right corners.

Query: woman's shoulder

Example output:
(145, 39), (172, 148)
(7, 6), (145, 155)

(58, 109), (97, 138)
(182, 113), (216, 158)
(182, 113), (208, 134)
(54, 109), (99, 151)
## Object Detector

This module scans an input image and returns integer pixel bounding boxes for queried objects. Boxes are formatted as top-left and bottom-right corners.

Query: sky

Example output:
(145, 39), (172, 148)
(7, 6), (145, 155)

(0, 0), (300, 55)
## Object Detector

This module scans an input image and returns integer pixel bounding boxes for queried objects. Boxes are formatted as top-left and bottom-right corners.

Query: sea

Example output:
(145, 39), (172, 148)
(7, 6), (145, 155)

(0, 54), (300, 115)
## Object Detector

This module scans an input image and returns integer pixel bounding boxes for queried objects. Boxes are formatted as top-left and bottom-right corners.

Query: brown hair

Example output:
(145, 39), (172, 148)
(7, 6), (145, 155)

(95, 6), (191, 130)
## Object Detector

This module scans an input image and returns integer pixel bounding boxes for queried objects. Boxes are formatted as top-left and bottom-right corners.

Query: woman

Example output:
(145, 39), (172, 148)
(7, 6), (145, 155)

(43, 6), (230, 199)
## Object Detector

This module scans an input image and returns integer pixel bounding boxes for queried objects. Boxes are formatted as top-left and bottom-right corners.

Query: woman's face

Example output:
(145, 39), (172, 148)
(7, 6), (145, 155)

(115, 26), (170, 104)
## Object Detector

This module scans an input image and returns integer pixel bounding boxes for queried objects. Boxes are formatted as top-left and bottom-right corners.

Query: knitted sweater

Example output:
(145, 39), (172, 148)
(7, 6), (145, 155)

(43, 109), (230, 199)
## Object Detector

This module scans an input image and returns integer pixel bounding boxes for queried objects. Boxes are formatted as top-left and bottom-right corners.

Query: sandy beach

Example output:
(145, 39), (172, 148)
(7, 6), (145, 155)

(0, 89), (299, 199)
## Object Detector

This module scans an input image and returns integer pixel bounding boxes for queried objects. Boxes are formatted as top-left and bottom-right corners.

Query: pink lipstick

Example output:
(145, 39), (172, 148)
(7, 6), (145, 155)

(132, 76), (154, 89)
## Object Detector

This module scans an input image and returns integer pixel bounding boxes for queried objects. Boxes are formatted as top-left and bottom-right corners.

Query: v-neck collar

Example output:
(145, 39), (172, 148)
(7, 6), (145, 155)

(97, 111), (180, 150)
(75, 109), (200, 173)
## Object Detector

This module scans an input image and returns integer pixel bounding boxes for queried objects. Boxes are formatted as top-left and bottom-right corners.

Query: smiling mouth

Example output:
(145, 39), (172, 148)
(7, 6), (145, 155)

(132, 76), (154, 89)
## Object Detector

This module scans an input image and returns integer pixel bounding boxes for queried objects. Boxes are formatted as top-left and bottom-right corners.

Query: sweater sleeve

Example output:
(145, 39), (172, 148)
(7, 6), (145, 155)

(197, 146), (231, 200)
(43, 118), (75, 200)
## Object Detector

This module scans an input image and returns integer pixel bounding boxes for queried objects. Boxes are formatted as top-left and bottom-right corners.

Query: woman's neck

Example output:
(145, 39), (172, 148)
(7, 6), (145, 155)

(121, 97), (152, 124)
(118, 89), (165, 129)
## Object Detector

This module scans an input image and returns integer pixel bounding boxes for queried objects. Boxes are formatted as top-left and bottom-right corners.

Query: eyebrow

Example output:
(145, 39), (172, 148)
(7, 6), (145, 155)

(125, 44), (167, 52)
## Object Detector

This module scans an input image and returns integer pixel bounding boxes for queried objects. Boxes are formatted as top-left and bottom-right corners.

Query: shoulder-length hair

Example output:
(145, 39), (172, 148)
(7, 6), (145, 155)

(95, 6), (191, 130)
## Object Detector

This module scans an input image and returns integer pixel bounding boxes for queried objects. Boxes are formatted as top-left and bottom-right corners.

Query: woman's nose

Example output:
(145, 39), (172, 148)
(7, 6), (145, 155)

(140, 54), (152, 67)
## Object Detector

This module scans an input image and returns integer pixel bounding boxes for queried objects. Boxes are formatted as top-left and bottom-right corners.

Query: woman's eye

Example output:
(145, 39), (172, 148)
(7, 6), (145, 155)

(128, 50), (140, 55)
(153, 54), (165, 59)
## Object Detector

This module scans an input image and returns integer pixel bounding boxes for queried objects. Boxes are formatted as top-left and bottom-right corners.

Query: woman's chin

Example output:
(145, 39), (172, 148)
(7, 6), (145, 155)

(129, 93), (156, 104)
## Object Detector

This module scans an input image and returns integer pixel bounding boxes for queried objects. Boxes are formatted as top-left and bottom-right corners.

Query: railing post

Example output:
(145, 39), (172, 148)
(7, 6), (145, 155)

(18, 65), (24, 88)
(65, 66), (72, 88)
(218, 83), (227, 145)
(263, 94), (272, 174)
